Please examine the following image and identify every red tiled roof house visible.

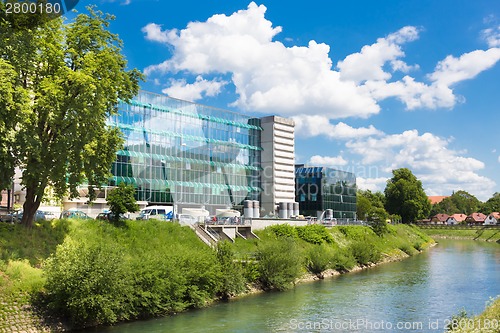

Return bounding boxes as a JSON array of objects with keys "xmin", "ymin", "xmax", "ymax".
[
  {"xmin": 431, "ymin": 214, "xmax": 449, "ymax": 224},
  {"xmin": 446, "ymin": 213, "xmax": 467, "ymax": 225},
  {"xmin": 465, "ymin": 213, "xmax": 487, "ymax": 225},
  {"xmin": 484, "ymin": 212, "xmax": 500, "ymax": 225}
]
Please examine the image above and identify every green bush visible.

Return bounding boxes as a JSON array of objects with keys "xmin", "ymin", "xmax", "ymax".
[
  {"xmin": 43, "ymin": 220, "xmax": 224, "ymax": 328},
  {"xmin": 256, "ymin": 238, "xmax": 303, "ymax": 290},
  {"xmin": 296, "ymin": 225, "xmax": 334, "ymax": 244},
  {"xmin": 330, "ymin": 249, "xmax": 356, "ymax": 272},
  {"xmin": 399, "ymin": 243, "xmax": 415, "ymax": 256},
  {"xmin": 349, "ymin": 240, "xmax": 381, "ymax": 266},
  {"xmin": 337, "ymin": 226, "xmax": 377, "ymax": 241},
  {"xmin": 267, "ymin": 223, "xmax": 298, "ymax": 239},
  {"xmin": 44, "ymin": 238, "xmax": 132, "ymax": 327},
  {"xmin": 242, "ymin": 260, "xmax": 260, "ymax": 284},
  {"xmin": 216, "ymin": 242, "xmax": 246, "ymax": 299},
  {"xmin": 305, "ymin": 244, "xmax": 331, "ymax": 277}
]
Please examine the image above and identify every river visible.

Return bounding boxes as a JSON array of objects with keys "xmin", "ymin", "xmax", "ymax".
[{"xmin": 95, "ymin": 239, "xmax": 500, "ymax": 332}]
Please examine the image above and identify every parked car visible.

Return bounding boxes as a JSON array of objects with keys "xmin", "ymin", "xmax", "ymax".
[
  {"xmin": 0, "ymin": 211, "xmax": 20, "ymax": 223},
  {"xmin": 96, "ymin": 212, "xmax": 128, "ymax": 221},
  {"xmin": 40, "ymin": 211, "xmax": 57, "ymax": 220},
  {"xmin": 136, "ymin": 206, "xmax": 173, "ymax": 221},
  {"xmin": 60, "ymin": 209, "xmax": 91, "ymax": 219},
  {"xmin": 15, "ymin": 210, "xmax": 47, "ymax": 222}
]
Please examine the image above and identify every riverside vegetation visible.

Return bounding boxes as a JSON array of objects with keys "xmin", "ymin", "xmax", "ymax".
[
  {"xmin": 421, "ymin": 227, "xmax": 500, "ymax": 242},
  {"xmin": 0, "ymin": 219, "xmax": 433, "ymax": 330}
]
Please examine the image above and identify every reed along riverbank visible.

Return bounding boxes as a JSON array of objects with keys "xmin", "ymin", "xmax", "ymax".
[{"xmin": 0, "ymin": 220, "xmax": 433, "ymax": 331}]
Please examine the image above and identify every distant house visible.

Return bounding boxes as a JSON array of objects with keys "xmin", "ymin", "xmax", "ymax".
[
  {"xmin": 465, "ymin": 213, "xmax": 487, "ymax": 225},
  {"xmin": 428, "ymin": 196, "xmax": 450, "ymax": 205},
  {"xmin": 431, "ymin": 214, "xmax": 449, "ymax": 224},
  {"xmin": 484, "ymin": 212, "xmax": 500, "ymax": 225},
  {"xmin": 446, "ymin": 214, "xmax": 467, "ymax": 225}
]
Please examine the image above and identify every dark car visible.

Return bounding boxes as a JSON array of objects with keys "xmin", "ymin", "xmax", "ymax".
[
  {"xmin": 96, "ymin": 212, "xmax": 128, "ymax": 221},
  {"xmin": 11, "ymin": 210, "xmax": 47, "ymax": 222}
]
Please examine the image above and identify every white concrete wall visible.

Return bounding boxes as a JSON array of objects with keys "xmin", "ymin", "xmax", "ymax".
[{"xmin": 251, "ymin": 218, "xmax": 308, "ymax": 230}]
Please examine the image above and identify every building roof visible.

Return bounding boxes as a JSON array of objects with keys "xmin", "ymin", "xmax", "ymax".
[
  {"xmin": 466, "ymin": 212, "xmax": 487, "ymax": 222},
  {"xmin": 450, "ymin": 213, "xmax": 467, "ymax": 222},
  {"xmin": 432, "ymin": 214, "xmax": 449, "ymax": 222},
  {"xmin": 428, "ymin": 196, "xmax": 450, "ymax": 205},
  {"xmin": 488, "ymin": 212, "xmax": 500, "ymax": 219}
]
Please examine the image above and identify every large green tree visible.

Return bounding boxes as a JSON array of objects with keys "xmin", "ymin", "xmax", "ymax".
[
  {"xmin": 481, "ymin": 192, "xmax": 500, "ymax": 214},
  {"xmin": 0, "ymin": 6, "xmax": 141, "ymax": 227},
  {"xmin": 430, "ymin": 190, "xmax": 482, "ymax": 215},
  {"xmin": 356, "ymin": 189, "xmax": 386, "ymax": 221},
  {"xmin": 384, "ymin": 168, "xmax": 430, "ymax": 223},
  {"xmin": 449, "ymin": 190, "xmax": 481, "ymax": 215}
]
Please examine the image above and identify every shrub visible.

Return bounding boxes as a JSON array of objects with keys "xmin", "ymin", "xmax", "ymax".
[
  {"xmin": 330, "ymin": 249, "xmax": 356, "ymax": 272},
  {"xmin": 398, "ymin": 243, "xmax": 415, "ymax": 256},
  {"xmin": 42, "ymin": 220, "xmax": 224, "ymax": 328},
  {"xmin": 305, "ymin": 244, "xmax": 331, "ymax": 277},
  {"xmin": 256, "ymin": 238, "xmax": 303, "ymax": 290},
  {"xmin": 267, "ymin": 224, "xmax": 298, "ymax": 239},
  {"xmin": 216, "ymin": 242, "xmax": 246, "ymax": 299},
  {"xmin": 349, "ymin": 240, "xmax": 381, "ymax": 266},
  {"xmin": 44, "ymin": 239, "xmax": 132, "ymax": 327},
  {"xmin": 296, "ymin": 225, "xmax": 334, "ymax": 244}
]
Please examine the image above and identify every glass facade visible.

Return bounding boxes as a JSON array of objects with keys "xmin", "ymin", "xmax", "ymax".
[
  {"xmin": 295, "ymin": 166, "xmax": 357, "ymax": 219},
  {"xmin": 108, "ymin": 91, "xmax": 262, "ymax": 213}
]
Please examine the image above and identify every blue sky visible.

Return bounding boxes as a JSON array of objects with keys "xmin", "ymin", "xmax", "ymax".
[{"xmin": 84, "ymin": 0, "xmax": 499, "ymax": 201}]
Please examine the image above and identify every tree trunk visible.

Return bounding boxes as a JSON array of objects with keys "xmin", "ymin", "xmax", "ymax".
[{"xmin": 21, "ymin": 185, "xmax": 43, "ymax": 228}]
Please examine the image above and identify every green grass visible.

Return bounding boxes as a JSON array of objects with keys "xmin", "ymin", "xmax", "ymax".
[
  {"xmin": 421, "ymin": 228, "xmax": 500, "ymax": 242},
  {"xmin": 0, "ymin": 219, "xmax": 71, "ymax": 266},
  {"xmin": 447, "ymin": 297, "xmax": 500, "ymax": 333},
  {"xmin": 0, "ymin": 220, "xmax": 435, "ymax": 329},
  {"xmin": 232, "ymin": 224, "xmax": 434, "ymax": 270}
]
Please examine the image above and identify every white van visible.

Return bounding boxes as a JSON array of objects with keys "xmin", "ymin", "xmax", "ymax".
[{"xmin": 136, "ymin": 206, "xmax": 173, "ymax": 221}]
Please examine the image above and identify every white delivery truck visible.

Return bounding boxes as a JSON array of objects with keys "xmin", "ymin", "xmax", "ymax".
[{"xmin": 136, "ymin": 206, "xmax": 173, "ymax": 221}]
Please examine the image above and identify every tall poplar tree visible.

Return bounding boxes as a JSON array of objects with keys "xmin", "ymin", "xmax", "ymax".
[{"xmin": 0, "ymin": 5, "xmax": 142, "ymax": 227}]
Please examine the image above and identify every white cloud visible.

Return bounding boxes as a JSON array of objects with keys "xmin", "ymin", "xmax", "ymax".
[
  {"xmin": 498, "ymin": 155, "xmax": 500, "ymax": 163},
  {"xmin": 357, "ymin": 177, "xmax": 388, "ymax": 192},
  {"xmin": 142, "ymin": 3, "xmax": 500, "ymax": 119},
  {"xmin": 482, "ymin": 26, "xmax": 500, "ymax": 48},
  {"xmin": 346, "ymin": 130, "xmax": 496, "ymax": 200},
  {"xmin": 337, "ymin": 26, "xmax": 420, "ymax": 83},
  {"xmin": 292, "ymin": 115, "xmax": 384, "ymax": 139},
  {"xmin": 308, "ymin": 155, "xmax": 348, "ymax": 167},
  {"xmin": 428, "ymin": 49, "xmax": 500, "ymax": 86},
  {"xmin": 142, "ymin": 23, "xmax": 172, "ymax": 43},
  {"xmin": 162, "ymin": 75, "xmax": 227, "ymax": 101},
  {"xmin": 102, "ymin": 0, "xmax": 131, "ymax": 5}
]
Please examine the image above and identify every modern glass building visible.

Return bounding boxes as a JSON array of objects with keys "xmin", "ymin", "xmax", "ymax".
[
  {"xmin": 108, "ymin": 91, "xmax": 262, "ymax": 214},
  {"xmin": 295, "ymin": 166, "xmax": 357, "ymax": 219}
]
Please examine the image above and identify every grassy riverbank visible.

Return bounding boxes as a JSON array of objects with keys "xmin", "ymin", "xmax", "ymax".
[
  {"xmin": 0, "ymin": 220, "xmax": 433, "ymax": 331},
  {"xmin": 447, "ymin": 297, "xmax": 500, "ymax": 333},
  {"xmin": 420, "ymin": 227, "xmax": 500, "ymax": 242}
]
